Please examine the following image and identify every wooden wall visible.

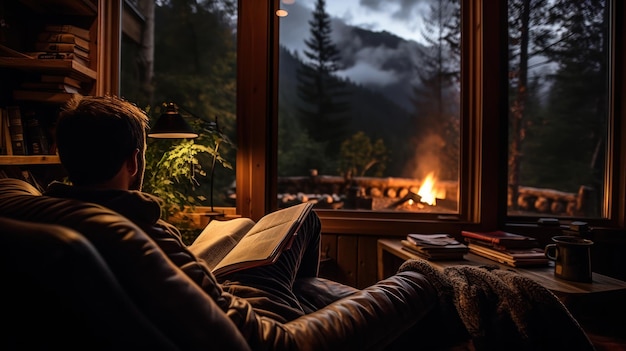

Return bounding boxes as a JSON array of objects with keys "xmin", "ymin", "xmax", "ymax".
[{"xmin": 319, "ymin": 233, "xmax": 404, "ymax": 289}]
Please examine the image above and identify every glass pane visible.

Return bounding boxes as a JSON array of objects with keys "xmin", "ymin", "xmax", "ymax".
[
  {"xmin": 120, "ymin": 1, "xmax": 238, "ymax": 236},
  {"xmin": 277, "ymin": 0, "xmax": 461, "ymax": 214},
  {"xmin": 507, "ymin": 0, "xmax": 609, "ymax": 218}
]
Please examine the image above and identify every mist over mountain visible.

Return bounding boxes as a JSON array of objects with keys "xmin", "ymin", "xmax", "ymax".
[
  {"xmin": 277, "ymin": 2, "xmax": 441, "ymax": 176},
  {"xmin": 279, "ymin": 1, "xmax": 425, "ymax": 112}
]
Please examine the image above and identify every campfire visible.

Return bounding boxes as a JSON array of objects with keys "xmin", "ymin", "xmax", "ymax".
[
  {"xmin": 277, "ymin": 171, "xmax": 458, "ymax": 213},
  {"xmin": 384, "ymin": 172, "xmax": 455, "ymax": 212}
]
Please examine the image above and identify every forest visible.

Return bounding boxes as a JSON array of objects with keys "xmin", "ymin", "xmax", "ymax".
[{"xmin": 120, "ymin": 0, "xmax": 608, "ymax": 218}]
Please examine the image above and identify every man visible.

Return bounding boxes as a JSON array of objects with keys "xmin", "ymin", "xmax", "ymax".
[
  {"xmin": 46, "ymin": 94, "xmax": 322, "ymax": 323},
  {"xmin": 44, "ymin": 95, "xmax": 439, "ymax": 349}
]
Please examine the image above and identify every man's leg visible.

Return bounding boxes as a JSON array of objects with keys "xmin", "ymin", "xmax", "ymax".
[{"xmin": 218, "ymin": 211, "xmax": 321, "ymax": 320}]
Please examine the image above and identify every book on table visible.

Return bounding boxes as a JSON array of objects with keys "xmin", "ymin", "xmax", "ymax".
[
  {"xmin": 461, "ymin": 230, "xmax": 540, "ymax": 249},
  {"xmin": 461, "ymin": 230, "xmax": 548, "ymax": 267},
  {"xmin": 466, "ymin": 242, "xmax": 549, "ymax": 267},
  {"xmin": 407, "ymin": 233, "xmax": 463, "ymax": 246},
  {"xmin": 401, "ymin": 233, "xmax": 468, "ymax": 261},
  {"xmin": 187, "ymin": 202, "xmax": 314, "ymax": 278}
]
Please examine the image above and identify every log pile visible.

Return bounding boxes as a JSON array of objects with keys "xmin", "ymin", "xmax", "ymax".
[
  {"xmin": 277, "ymin": 174, "xmax": 595, "ymax": 216},
  {"xmin": 509, "ymin": 185, "xmax": 596, "ymax": 216},
  {"xmin": 277, "ymin": 175, "xmax": 458, "ymax": 211}
]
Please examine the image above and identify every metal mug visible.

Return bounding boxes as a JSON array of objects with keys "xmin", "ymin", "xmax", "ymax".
[{"xmin": 545, "ymin": 235, "xmax": 593, "ymax": 283}]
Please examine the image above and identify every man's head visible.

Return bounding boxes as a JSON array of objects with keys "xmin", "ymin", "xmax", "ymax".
[{"xmin": 56, "ymin": 95, "xmax": 149, "ymax": 190}]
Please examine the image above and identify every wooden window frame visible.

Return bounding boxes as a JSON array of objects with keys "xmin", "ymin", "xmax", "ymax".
[{"xmin": 236, "ymin": 0, "xmax": 625, "ymax": 235}]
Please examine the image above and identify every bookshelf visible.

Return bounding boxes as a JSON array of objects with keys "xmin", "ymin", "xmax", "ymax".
[{"xmin": 0, "ymin": 0, "xmax": 120, "ymax": 186}]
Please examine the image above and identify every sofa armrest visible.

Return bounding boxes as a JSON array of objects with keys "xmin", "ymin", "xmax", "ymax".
[
  {"xmin": 283, "ymin": 271, "xmax": 437, "ymax": 351},
  {"xmin": 293, "ymin": 277, "xmax": 359, "ymax": 314}
]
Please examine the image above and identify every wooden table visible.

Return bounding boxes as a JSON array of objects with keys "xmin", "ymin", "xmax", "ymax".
[
  {"xmin": 377, "ymin": 238, "xmax": 626, "ymax": 344},
  {"xmin": 378, "ymin": 238, "xmax": 626, "ymax": 294}
]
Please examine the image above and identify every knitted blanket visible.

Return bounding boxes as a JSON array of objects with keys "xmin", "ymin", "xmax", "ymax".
[{"xmin": 399, "ymin": 259, "xmax": 595, "ymax": 351}]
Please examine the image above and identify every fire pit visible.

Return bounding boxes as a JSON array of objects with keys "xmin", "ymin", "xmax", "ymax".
[{"xmin": 277, "ymin": 172, "xmax": 458, "ymax": 213}]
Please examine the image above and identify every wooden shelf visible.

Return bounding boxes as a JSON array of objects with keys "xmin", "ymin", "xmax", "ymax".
[
  {"xmin": 19, "ymin": 0, "xmax": 97, "ymax": 16},
  {"xmin": 0, "ymin": 57, "xmax": 96, "ymax": 81},
  {"xmin": 0, "ymin": 155, "xmax": 61, "ymax": 165},
  {"xmin": 12, "ymin": 90, "xmax": 80, "ymax": 104}
]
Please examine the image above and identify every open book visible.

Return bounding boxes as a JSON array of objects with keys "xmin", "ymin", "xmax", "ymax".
[{"xmin": 188, "ymin": 202, "xmax": 314, "ymax": 278}]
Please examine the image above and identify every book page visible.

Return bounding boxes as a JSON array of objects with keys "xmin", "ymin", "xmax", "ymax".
[
  {"xmin": 211, "ymin": 202, "xmax": 313, "ymax": 277},
  {"xmin": 188, "ymin": 217, "xmax": 256, "ymax": 271}
]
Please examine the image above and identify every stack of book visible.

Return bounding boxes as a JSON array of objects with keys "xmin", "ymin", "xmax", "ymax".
[
  {"xmin": 31, "ymin": 24, "xmax": 91, "ymax": 67},
  {"xmin": 18, "ymin": 75, "xmax": 82, "ymax": 95},
  {"xmin": 401, "ymin": 233, "xmax": 469, "ymax": 261},
  {"xmin": 461, "ymin": 230, "xmax": 549, "ymax": 267},
  {"xmin": 13, "ymin": 25, "xmax": 90, "ymax": 100}
]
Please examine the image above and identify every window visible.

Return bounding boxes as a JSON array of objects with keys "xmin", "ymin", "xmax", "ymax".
[
  {"xmin": 507, "ymin": 0, "xmax": 612, "ymax": 221},
  {"xmin": 237, "ymin": 0, "xmax": 624, "ymax": 233},
  {"xmin": 276, "ymin": 0, "xmax": 462, "ymax": 217},
  {"xmin": 120, "ymin": 1, "xmax": 623, "ymax": 232},
  {"xmin": 120, "ymin": 0, "xmax": 238, "ymax": 238}
]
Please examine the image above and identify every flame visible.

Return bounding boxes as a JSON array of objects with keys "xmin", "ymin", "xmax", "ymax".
[{"xmin": 417, "ymin": 172, "xmax": 441, "ymax": 206}]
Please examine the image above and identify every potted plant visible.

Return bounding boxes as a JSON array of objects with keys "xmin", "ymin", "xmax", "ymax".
[{"xmin": 143, "ymin": 105, "xmax": 234, "ymax": 244}]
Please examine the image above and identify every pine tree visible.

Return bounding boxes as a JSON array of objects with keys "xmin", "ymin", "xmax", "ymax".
[
  {"xmin": 508, "ymin": 0, "xmax": 608, "ymax": 215},
  {"xmin": 507, "ymin": 0, "xmax": 569, "ymax": 208},
  {"xmin": 521, "ymin": 0, "xmax": 608, "ymax": 202},
  {"xmin": 297, "ymin": 0, "xmax": 351, "ymax": 154}
]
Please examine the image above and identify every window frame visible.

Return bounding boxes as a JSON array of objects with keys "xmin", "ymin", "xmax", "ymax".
[{"xmin": 236, "ymin": 0, "xmax": 625, "ymax": 235}]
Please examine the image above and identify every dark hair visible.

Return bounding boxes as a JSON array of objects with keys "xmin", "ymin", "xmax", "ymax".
[{"xmin": 56, "ymin": 95, "xmax": 149, "ymax": 186}]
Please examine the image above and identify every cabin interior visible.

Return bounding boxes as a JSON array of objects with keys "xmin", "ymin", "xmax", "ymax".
[{"xmin": 0, "ymin": 0, "xmax": 625, "ymax": 349}]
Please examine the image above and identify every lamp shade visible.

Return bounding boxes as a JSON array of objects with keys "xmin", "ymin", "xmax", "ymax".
[{"xmin": 148, "ymin": 103, "xmax": 199, "ymax": 139}]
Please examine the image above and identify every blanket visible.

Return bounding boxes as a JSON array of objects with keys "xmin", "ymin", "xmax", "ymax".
[{"xmin": 399, "ymin": 259, "xmax": 595, "ymax": 351}]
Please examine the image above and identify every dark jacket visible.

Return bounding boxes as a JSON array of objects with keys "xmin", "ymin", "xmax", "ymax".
[
  {"xmin": 45, "ymin": 182, "xmax": 296, "ymax": 318},
  {"xmin": 43, "ymin": 182, "xmax": 438, "ymax": 350}
]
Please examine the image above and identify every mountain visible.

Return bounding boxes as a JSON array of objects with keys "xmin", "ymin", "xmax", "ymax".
[
  {"xmin": 278, "ymin": 46, "xmax": 415, "ymax": 176},
  {"xmin": 279, "ymin": 1, "xmax": 426, "ymax": 112},
  {"xmin": 278, "ymin": 3, "xmax": 434, "ymax": 176},
  {"xmin": 332, "ymin": 26, "xmax": 424, "ymax": 112}
]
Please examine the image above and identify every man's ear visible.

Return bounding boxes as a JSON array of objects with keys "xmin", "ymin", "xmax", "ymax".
[{"xmin": 127, "ymin": 149, "xmax": 140, "ymax": 177}]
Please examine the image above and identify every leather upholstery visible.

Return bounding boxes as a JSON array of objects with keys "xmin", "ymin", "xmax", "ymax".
[
  {"xmin": 0, "ymin": 217, "xmax": 178, "ymax": 351},
  {"xmin": 0, "ymin": 178, "xmax": 438, "ymax": 350},
  {"xmin": 0, "ymin": 179, "xmax": 250, "ymax": 351}
]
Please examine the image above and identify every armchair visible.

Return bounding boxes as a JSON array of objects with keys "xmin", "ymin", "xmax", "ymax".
[{"xmin": 0, "ymin": 178, "xmax": 451, "ymax": 350}]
